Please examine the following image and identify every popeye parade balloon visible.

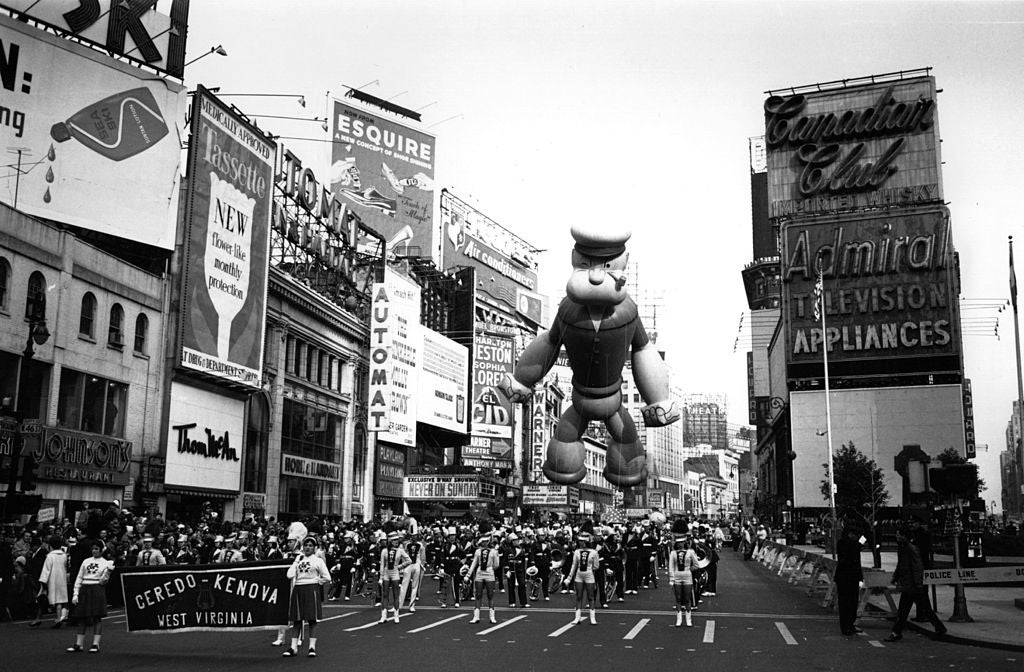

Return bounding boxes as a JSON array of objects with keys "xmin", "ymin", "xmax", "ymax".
[{"xmin": 499, "ymin": 225, "xmax": 679, "ymax": 487}]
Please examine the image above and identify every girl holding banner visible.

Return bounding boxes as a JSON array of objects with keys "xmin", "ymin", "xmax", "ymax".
[
  {"xmin": 283, "ymin": 536, "xmax": 331, "ymax": 658},
  {"xmin": 67, "ymin": 540, "xmax": 113, "ymax": 652}
]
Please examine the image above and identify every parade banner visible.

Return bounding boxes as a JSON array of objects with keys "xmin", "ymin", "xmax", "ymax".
[{"xmin": 120, "ymin": 561, "xmax": 290, "ymax": 633}]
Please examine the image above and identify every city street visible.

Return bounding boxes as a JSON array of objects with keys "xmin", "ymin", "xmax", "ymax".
[{"xmin": 2, "ymin": 551, "xmax": 1019, "ymax": 672}]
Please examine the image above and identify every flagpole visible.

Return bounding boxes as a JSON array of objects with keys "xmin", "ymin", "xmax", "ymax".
[
  {"xmin": 1011, "ymin": 236, "xmax": 1024, "ymax": 518},
  {"xmin": 816, "ymin": 264, "xmax": 837, "ymax": 559}
]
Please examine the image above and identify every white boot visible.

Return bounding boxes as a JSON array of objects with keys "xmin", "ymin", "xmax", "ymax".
[
  {"xmin": 489, "ymin": 608, "xmax": 496, "ymax": 624},
  {"xmin": 675, "ymin": 611, "xmax": 682, "ymax": 627},
  {"xmin": 685, "ymin": 611, "xmax": 693, "ymax": 627},
  {"xmin": 393, "ymin": 608, "xmax": 400, "ymax": 624},
  {"xmin": 589, "ymin": 608, "xmax": 597, "ymax": 625},
  {"xmin": 470, "ymin": 608, "xmax": 480, "ymax": 624},
  {"xmin": 379, "ymin": 609, "xmax": 387, "ymax": 624},
  {"xmin": 574, "ymin": 609, "xmax": 582, "ymax": 624},
  {"xmin": 410, "ymin": 599, "xmax": 416, "ymax": 613}
]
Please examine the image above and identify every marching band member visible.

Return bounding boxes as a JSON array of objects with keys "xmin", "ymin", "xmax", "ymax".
[
  {"xmin": 379, "ymin": 531, "xmax": 412, "ymax": 624},
  {"xmin": 564, "ymin": 529, "xmax": 600, "ymax": 625},
  {"xmin": 136, "ymin": 534, "xmax": 166, "ymax": 566},
  {"xmin": 283, "ymin": 536, "xmax": 331, "ymax": 658},
  {"xmin": 669, "ymin": 532, "xmax": 699, "ymax": 627},
  {"xmin": 466, "ymin": 533, "xmax": 500, "ymax": 624},
  {"xmin": 67, "ymin": 540, "xmax": 113, "ymax": 653},
  {"xmin": 399, "ymin": 532, "xmax": 425, "ymax": 612}
]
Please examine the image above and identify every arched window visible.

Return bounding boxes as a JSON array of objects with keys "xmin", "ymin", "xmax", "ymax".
[
  {"xmin": 0, "ymin": 256, "xmax": 10, "ymax": 311},
  {"xmin": 79, "ymin": 292, "xmax": 97, "ymax": 338},
  {"xmin": 26, "ymin": 271, "xmax": 46, "ymax": 320},
  {"xmin": 133, "ymin": 313, "xmax": 148, "ymax": 353},
  {"xmin": 108, "ymin": 303, "xmax": 124, "ymax": 347}
]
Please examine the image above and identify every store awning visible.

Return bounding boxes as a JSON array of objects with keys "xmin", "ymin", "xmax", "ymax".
[{"xmin": 164, "ymin": 485, "xmax": 238, "ymax": 500}]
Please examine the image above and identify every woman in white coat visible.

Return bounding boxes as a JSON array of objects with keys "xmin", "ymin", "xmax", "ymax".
[{"xmin": 39, "ymin": 535, "xmax": 69, "ymax": 627}]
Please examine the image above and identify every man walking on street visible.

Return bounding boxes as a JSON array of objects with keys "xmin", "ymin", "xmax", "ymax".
[
  {"xmin": 884, "ymin": 525, "xmax": 947, "ymax": 642},
  {"xmin": 835, "ymin": 521, "xmax": 864, "ymax": 636}
]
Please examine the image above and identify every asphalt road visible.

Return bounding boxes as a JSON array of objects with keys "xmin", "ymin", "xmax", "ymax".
[{"xmin": 2, "ymin": 550, "xmax": 1020, "ymax": 672}]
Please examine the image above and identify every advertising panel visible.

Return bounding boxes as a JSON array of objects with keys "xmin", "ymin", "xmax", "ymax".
[
  {"xmin": 0, "ymin": 13, "xmax": 186, "ymax": 248},
  {"xmin": 179, "ymin": 88, "xmax": 275, "ymax": 388},
  {"xmin": 441, "ymin": 191, "xmax": 540, "ymax": 320},
  {"xmin": 522, "ymin": 484, "xmax": 570, "ymax": 506},
  {"xmin": 164, "ymin": 382, "xmax": 244, "ymax": 493},
  {"xmin": 375, "ymin": 444, "xmax": 405, "ymax": 498},
  {"xmin": 33, "ymin": 428, "xmax": 132, "ymax": 487},
  {"xmin": 418, "ymin": 328, "xmax": 469, "ymax": 433},
  {"xmin": 528, "ymin": 391, "xmax": 548, "ymax": 483},
  {"xmin": 472, "ymin": 332, "xmax": 514, "ymax": 439},
  {"xmin": 789, "ymin": 386, "xmax": 965, "ymax": 508},
  {"xmin": 281, "ymin": 455, "xmax": 341, "ymax": 482},
  {"xmin": 120, "ymin": 561, "xmax": 290, "ymax": 633},
  {"xmin": 403, "ymin": 474, "xmax": 482, "ymax": 501},
  {"xmin": 329, "ymin": 99, "xmax": 435, "ymax": 258},
  {"xmin": 765, "ymin": 75, "xmax": 942, "ymax": 219},
  {"xmin": 2, "ymin": 0, "xmax": 190, "ymax": 78},
  {"xmin": 368, "ymin": 270, "xmax": 421, "ymax": 445},
  {"xmin": 782, "ymin": 208, "xmax": 958, "ymax": 380}
]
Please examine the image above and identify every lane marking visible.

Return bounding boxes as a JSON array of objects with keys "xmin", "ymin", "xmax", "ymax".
[
  {"xmin": 775, "ymin": 621, "xmax": 798, "ymax": 645},
  {"xmin": 345, "ymin": 614, "xmax": 407, "ymax": 631},
  {"xmin": 549, "ymin": 620, "xmax": 579, "ymax": 637},
  {"xmin": 406, "ymin": 613, "xmax": 467, "ymax": 633},
  {"xmin": 623, "ymin": 618, "xmax": 650, "ymax": 640},
  {"xmin": 320, "ymin": 611, "xmax": 358, "ymax": 622},
  {"xmin": 476, "ymin": 614, "xmax": 527, "ymax": 634},
  {"xmin": 703, "ymin": 620, "xmax": 715, "ymax": 643}
]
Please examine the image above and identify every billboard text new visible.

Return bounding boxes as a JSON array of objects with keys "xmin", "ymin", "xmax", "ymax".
[{"xmin": 180, "ymin": 88, "xmax": 275, "ymax": 388}]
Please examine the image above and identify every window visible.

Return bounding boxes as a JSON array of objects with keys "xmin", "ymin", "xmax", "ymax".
[
  {"xmin": 133, "ymin": 313, "xmax": 148, "ymax": 354},
  {"xmin": 26, "ymin": 271, "xmax": 45, "ymax": 320},
  {"xmin": 352, "ymin": 424, "xmax": 366, "ymax": 502},
  {"xmin": 56, "ymin": 368, "xmax": 127, "ymax": 437},
  {"xmin": 0, "ymin": 256, "xmax": 10, "ymax": 311},
  {"xmin": 108, "ymin": 303, "xmax": 124, "ymax": 347},
  {"xmin": 79, "ymin": 292, "xmax": 97, "ymax": 338},
  {"xmin": 244, "ymin": 394, "xmax": 269, "ymax": 493},
  {"xmin": 281, "ymin": 398, "xmax": 338, "ymax": 462}
]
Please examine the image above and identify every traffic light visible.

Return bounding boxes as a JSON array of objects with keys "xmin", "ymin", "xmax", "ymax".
[{"xmin": 19, "ymin": 456, "xmax": 38, "ymax": 492}]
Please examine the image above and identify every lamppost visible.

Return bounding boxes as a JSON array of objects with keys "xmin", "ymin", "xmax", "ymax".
[{"xmin": 23, "ymin": 303, "xmax": 50, "ymax": 359}]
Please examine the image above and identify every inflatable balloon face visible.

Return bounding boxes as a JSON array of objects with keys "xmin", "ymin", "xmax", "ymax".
[{"xmin": 499, "ymin": 224, "xmax": 679, "ymax": 488}]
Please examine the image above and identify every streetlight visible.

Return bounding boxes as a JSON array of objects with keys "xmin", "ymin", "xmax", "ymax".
[
  {"xmin": 23, "ymin": 302, "xmax": 49, "ymax": 360},
  {"xmin": 184, "ymin": 44, "xmax": 228, "ymax": 67}
]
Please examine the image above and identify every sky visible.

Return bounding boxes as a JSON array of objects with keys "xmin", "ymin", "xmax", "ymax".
[{"xmin": 184, "ymin": 0, "xmax": 1024, "ymax": 512}]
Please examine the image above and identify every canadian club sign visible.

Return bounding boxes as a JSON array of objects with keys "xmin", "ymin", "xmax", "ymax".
[{"xmin": 765, "ymin": 75, "xmax": 942, "ymax": 218}]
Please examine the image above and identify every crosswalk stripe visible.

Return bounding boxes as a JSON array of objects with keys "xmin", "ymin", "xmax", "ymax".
[
  {"xmin": 703, "ymin": 620, "xmax": 715, "ymax": 643},
  {"xmin": 406, "ymin": 613, "xmax": 467, "ymax": 633},
  {"xmin": 476, "ymin": 614, "xmax": 527, "ymax": 634},
  {"xmin": 775, "ymin": 621, "xmax": 798, "ymax": 645},
  {"xmin": 623, "ymin": 618, "xmax": 649, "ymax": 640},
  {"xmin": 320, "ymin": 611, "xmax": 358, "ymax": 622},
  {"xmin": 548, "ymin": 620, "xmax": 578, "ymax": 637}
]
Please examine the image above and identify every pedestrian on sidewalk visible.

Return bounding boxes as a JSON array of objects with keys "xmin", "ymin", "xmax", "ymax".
[
  {"xmin": 835, "ymin": 522, "xmax": 864, "ymax": 636},
  {"xmin": 884, "ymin": 525, "xmax": 947, "ymax": 642}
]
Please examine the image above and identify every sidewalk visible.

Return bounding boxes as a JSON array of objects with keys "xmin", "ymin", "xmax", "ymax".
[{"xmin": 792, "ymin": 545, "xmax": 1024, "ymax": 651}]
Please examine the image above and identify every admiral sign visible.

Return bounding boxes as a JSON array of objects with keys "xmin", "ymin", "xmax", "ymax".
[
  {"xmin": 765, "ymin": 75, "xmax": 942, "ymax": 219},
  {"xmin": 782, "ymin": 208, "xmax": 958, "ymax": 379}
]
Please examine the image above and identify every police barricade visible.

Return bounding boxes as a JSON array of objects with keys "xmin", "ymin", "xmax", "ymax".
[
  {"xmin": 756, "ymin": 541, "xmax": 837, "ymax": 608},
  {"xmin": 119, "ymin": 560, "xmax": 291, "ymax": 633}
]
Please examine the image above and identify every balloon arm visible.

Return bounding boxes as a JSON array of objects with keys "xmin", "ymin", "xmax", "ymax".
[
  {"xmin": 513, "ymin": 330, "xmax": 561, "ymax": 388},
  {"xmin": 632, "ymin": 345, "xmax": 679, "ymax": 426}
]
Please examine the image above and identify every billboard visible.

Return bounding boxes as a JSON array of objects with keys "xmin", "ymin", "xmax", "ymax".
[
  {"xmin": 789, "ymin": 386, "xmax": 965, "ymax": 508},
  {"xmin": 329, "ymin": 99, "xmax": 435, "ymax": 259},
  {"xmin": 1, "ymin": 0, "xmax": 191, "ymax": 78},
  {"xmin": 418, "ymin": 328, "xmax": 469, "ymax": 434},
  {"xmin": 179, "ymin": 88, "xmax": 275, "ymax": 388},
  {"xmin": 765, "ymin": 75, "xmax": 942, "ymax": 219},
  {"xmin": 0, "ymin": 13, "xmax": 186, "ymax": 248},
  {"xmin": 441, "ymin": 191, "xmax": 541, "ymax": 325},
  {"xmin": 782, "ymin": 207, "xmax": 959, "ymax": 381},
  {"xmin": 368, "ymin": 270, "xmax": 421, "ymax": 445},
  {"xmin": 164, "ymin": 382, "xmax": 244, "ymax": 493},
  {"xmin": 471, "ymin": 332, "xmax": 514, "ymax": 439}
]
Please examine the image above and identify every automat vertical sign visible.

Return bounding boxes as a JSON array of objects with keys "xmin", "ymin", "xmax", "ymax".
[{"xmin": 367, "ymin": 270, "xmax": 421, "ymax": 445}]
